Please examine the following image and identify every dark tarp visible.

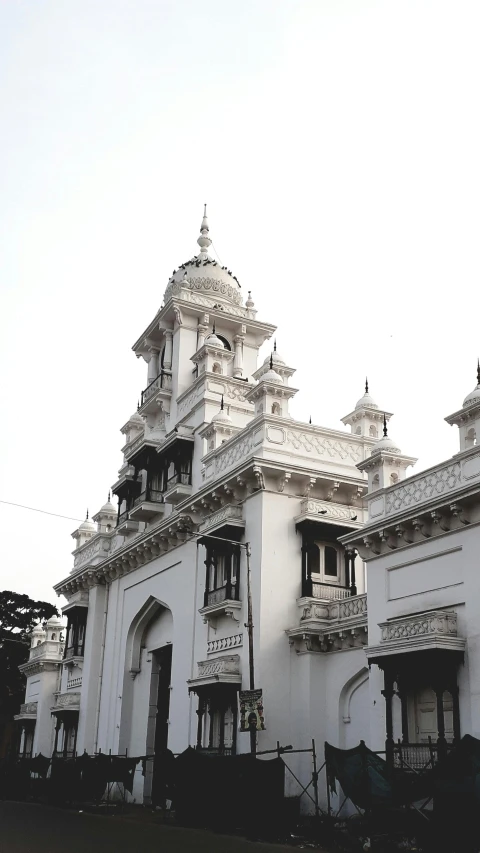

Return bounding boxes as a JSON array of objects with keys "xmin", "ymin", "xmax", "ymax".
[
  {"xmin": 431, "ymin": 735, "xmax": 480, "ymax": 851},
  {"xmin": 325, "ymin": 741, "xmax": 432, "ymax": 810},
  {"xmin": 173, "ymin": 748, "xmax": 285, "ymax": 834}
]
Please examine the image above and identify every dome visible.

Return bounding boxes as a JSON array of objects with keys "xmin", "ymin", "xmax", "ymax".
[
  {"xmin": 355, "ymin": 380, "xmax": 378, "ymax": 410},
  {"xmin": 212, "ymin": 409, "xmax": 232, "ymax": 425},
  {"xmin": 371, "ymin": 435, "xmax": 401, "ymax": 456},
  {"xmin": 263, "ymin": 350, "xmax": 285, "ymax": 368},
  {"xmin": 46, "ymin": 615, "xmax": 63, "ymax": 628},
  {"xmin": 163, "ymin": 207, "xmax": 243, "ymax": 309},
  {"xmin": 31, "ymin": 622, "xmax": 46, "ymax": 635},
  {"xmin": 205, "ymin": 332, "xmax": 224, "ymax": 349},
  {"xmin": 462, "ymin": 363, "xmax": 480, "ymax": 408},
  {"xmin": 79, "ymin": 515, "xmax": 96, "ymax": 533},
  {"xmin": 98, "ymin": 493, "xmax": 116, "ymax": 515},
  {"xmin": 130, "ymin": 411, "xmax": 144, "ymax": 425},
  {"xmin": 261, "ymin": 367, "xmax": 283, "ymax": 385}
]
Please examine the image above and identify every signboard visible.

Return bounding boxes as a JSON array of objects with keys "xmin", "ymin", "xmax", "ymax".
[{"xmin": 239, "ymin": 689, "xmax": 265, "ymax": 732}]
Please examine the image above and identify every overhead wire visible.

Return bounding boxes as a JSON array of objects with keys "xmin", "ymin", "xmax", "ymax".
[{"xmin": 0, "ymin": 500, "xmax": 84, "ymax": 523}]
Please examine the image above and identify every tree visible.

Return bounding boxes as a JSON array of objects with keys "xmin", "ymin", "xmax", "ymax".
[{"xmin": 0, "ymin": 591, "xmax": 58, "ymax": 757}]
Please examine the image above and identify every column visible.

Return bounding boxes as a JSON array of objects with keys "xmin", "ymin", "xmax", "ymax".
[
  {"xmin": 163, "ymin": 330, "xmax": 173, "ymax": 371},
  {"xmin": 344, "ymin": 551, "xmax": 350, "ymax": 590},
  {"xmin": 197, "ymin": 324, "xmax": 208, "ymax": 351},
  {"xmin": 233, "ymin": 335, "xmax": 244, "ymax": 378},
  {"xmin": 147, "ymin": 349, "xmax": 159, "ymax": 384},
  {"xmin": 381, "ymin": 670, "xmax": 395, "ymax": 764},
  {"xmin": 435, "ymin": 685, "xmax": 447, "ymax": 758},
  {"xmin": 196, "ymin": 697, "xmax": 205, "ymax": 748},
  {"xmin": 348, "ymin": 550, "xmax": 357, "ymax": 596},
  {"xmin": 397, "ymin": 675, "xmax": 409, "ymax": 743},
  {"xmin": 451, "ymin": 684, "xmax": 461, "ymax": 746}
]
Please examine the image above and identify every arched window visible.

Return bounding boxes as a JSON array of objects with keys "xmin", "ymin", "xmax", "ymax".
[
  {"xmin": 466, "ymin": 427, "xmax": 477, "ymax": 449},
  {"xmin": 51, "ymin": 633, "xmax": 56, "ymax": 641},
  {"xmin": 355, "ymin": 426, "xmax": 362, "ymax": 435},
  {"xmin": 390, "ymin": 472, "xmax": 399, "ymax": 485},
  {"xmin": 217, "ymin": 335, "xmax": 231, "ymax": 351},
  {"xmin": 271, "ymin": 402, "xmax": 281, "ymax": 415},
  {"xmin": 369, "ymin": 425, "xmax": 378, "ymax": 438},
  {"xmin": 372, "ymin": 473, "xmax": 380, "ymax": 489},
  {"xmin": 212, "ymin": 362, "xmax": 222, "ymax": 374}
]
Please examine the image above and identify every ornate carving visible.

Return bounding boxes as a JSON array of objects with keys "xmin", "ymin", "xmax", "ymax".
[
  {"xmin": 284, "ymin": 429, "xmax": 362, "ymax": 463},
  {"xmin": 385, "ymin": 462, "xmax": 462, "ymax": 516},
  {"xmin": 207, "ymin": 633, "xmax": 243, "ymax": 654},
  {"xmin": 380, "ymin": 611, "xmax": 457, "ymax": 642},
  {"xmin": 164, "ymin": 278, "xmax": 244, "ymax": 307},
  {"xmin": 197, "ymin": 655, "xmax": 240, "ymax": 679}
]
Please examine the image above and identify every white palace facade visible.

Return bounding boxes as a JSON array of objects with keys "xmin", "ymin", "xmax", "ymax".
[{"xmin": 16, "ymin": 209, "xmax": 480, "ymax": 808}]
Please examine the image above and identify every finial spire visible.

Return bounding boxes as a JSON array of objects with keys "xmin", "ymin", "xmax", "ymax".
[
  {"xmin": 108, "ymin": 491, "xmax": 111, "ymax": 503},
  {"xmin": 212, "ymin": 321, "xmax": 216, "ymax": 335},
  {"xmin": 365, "ymin": 377, "xmax": 369, "ymax": 393},
  {"xmin": 86, "ymin": 509, "xmax": 89, "ymax": 520},
  {"xmin": 269, "ymin": 353, "xmax": 273, "ymax": 370},
  {"xmin": 274, "ymin": 340, "xmax": 277, "ymax": 352},
  {"xmin": 477, "ymin": 358, "xmax": 480, "ymax": 386},
  {"xmin": 383, "ymin": 414, "xmax": 388, "ymax": 437},
  {"xmin": 309, "ymin": 415, "xmax": 312, "ymax": 424},
  {"xmin": 220, "ymin": 394, "xmax": 224, "ymax": 411},
  {"xmin": 197, "ymin": 204, "xmax": 212, "ymax": 255}
]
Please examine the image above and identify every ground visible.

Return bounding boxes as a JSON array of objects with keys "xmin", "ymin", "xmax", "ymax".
[{"xmin": 0, "ymin": 802, "xmax": 330, "ymax": 853}]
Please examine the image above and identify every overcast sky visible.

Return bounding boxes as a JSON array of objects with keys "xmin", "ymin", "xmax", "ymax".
[{"xmin": 1, "ymin": 0, "xmax": 479, "ymax": 606}]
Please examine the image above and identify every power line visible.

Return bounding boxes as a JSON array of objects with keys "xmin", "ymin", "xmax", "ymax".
[{"xmin": 0, "ymin": 500, "xmax": 83, "ymax": 523}]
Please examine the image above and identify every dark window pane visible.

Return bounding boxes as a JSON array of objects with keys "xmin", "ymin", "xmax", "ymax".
[{"xmin": 324, "ymin": 546, "xmax": 338, "ymax": 577}]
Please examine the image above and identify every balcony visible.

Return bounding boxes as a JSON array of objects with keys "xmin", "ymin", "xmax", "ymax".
[
  {"xmin": 116, "ymin": 510, "xmax": 140, "ymax": 535},
  {"xmin": 15, "ymin": 702, "xmax": 38, "ymax": 721},
  {"xmin": 287, "ymin": 593, "xmax": 368, "ymax": 652},
  {"xmin": 199, "ymin": 584, "xmax": 242, "ymax": 626},
  {"xmin": 302, "ymin": 579, "xmax": 351, "ymax": 601},
  {"xmin": 367, "ymin": 610, "xmax": 466, "ymax": 661},
  {"xmin": 140, "ymin": 371, "xmax": 172, "ymax": 413},
  {"xmin": 129, "ymin": 488, "xmax": 165, "ymax": 522},
  {"xmin": 163, "ymin": 472, "xmax": 192, "ymax": 505}
]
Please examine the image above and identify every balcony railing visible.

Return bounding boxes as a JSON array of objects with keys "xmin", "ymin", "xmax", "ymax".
[
  {"xmin": 204, "ymin": 582, "xmax": 239, "ymax": 609},
  {"xmin": 302, "ymin": 579, "xmax": 351, "ymax": 600},
  {"xmin": 197, "ymin": 746, "xmax": 234, "ymax": 757},
  {"xmin": 392, "ymin": 741, "xmax": 453, "ymax": 771},
  {"xmin": 141, "ymin": 372, "xmax": 172, "ymax": 406},
  {"xmin": 133, "ymin": 488, "xmax": 164, "ymax": 507},
  {"xmin": 167, "ymin": 471, "xmax": 192, "ymax": 487}
]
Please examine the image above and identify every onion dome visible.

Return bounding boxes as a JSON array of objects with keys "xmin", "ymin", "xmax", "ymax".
[
  {"xmin": 205, "ymin": 324, "xmax": 225, "ymax": 349},
  {"xmin": 463, "ymin": 361, "xmax": 480, "ymax": 408},
  {"xmin": 79, "ymin": 510, "xmax": 96, "ymax": 533},
  {"xmin": 46, "ymin": 615, "xmax": 63, "ymax": 628},
  {"xmin": 31, "ymin": 622, "xmax": 46, "ymax": 636},
  {"xmin": 371, "ymin": 414, "xmax": 400, "ymax": 456},
  {"xmin": 212, "ymin": 395, "xmax": 232, "ymax": 425},
  {"xmin": 163, "ymin": 207, "xmax": 243, "ymax": 308},
  {"xmin": 263, "ymin": 340, "xmax": 285, "ymax": 367},
  {"xmin": 355, "ymin": 378, "xmax": 378, "ymax": 410},
  {"xmin": 261, "ymin": 353, "xmax": 283, "ymax": 385},
  {"xmin": 98, "ymin": 493, "xmax": 116, "ymax": 515}
]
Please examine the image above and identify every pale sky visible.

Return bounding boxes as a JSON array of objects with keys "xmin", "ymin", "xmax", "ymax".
[{"xmin": 1, "ymin": 0, "xmax": 479, "ymax": 605}]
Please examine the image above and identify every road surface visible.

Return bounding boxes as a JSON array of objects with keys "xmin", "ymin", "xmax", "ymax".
[{"xmin": 0, "ymin": 801, "xmax": 314, "ymax": 853}]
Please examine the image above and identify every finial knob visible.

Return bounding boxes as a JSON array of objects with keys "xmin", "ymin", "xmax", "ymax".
[
  {"xmin": 383, "ymin": 414, "xmax": 388, "ymax": 437},
  {"xmin": 197, "ymin": 204, "xmax": 212, "ymax": 254}
]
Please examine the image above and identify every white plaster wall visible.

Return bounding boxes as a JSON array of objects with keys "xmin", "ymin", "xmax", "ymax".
[{"xmin": 32, "ymin": 667, "xmax": 60, "ymax": 757}]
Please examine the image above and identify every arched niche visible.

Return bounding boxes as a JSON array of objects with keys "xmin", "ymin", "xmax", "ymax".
[
  {"xmin": 126, "ymin": 595, "xmax": 172, "ymax": 676},
  {"xmin": 339, "ymin": 667, "xmax": 369, "ymax": 748}
]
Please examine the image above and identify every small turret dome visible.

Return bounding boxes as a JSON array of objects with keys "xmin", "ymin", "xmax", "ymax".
[
  {"xmin": 371, "ymin": 435, "xmax": 401, "ymax": 456},
  {"xmin": 130, "ymin": 411, "xmax": 144, "ymax": 425},
  {"xmin": 355, "ymin": 379, "xmax": 378, "ymax": 410},
  {"xmin": 205, "ymin": 331, "xmax": 224, "ymax": 349},
  {"xmin": 46, "ymin": 615, "xmax": 63, "ymax": 628},
  {"xmin": 261, "ymin": 367, "xmax": 283, "ymax": 385},
  {"xmin": 31, "ymin": 622, "xmax": 46, "ymax": 635},
  {"xmin": 79, "ymin": 513, "xmax": 96, "ymax": 533},
  {"xmin": 212, "ymin": 395, "xmax": 232, "ymax": 425},
  {"xmin": 98, "ymin": 493, "xmax": 116, "ymax": 515},
  {"xmin": 463, "ymin": 362, "xmax": 480, "ymax": 408},
  {"xmin": 263, "ymin": 342, "xmax": 285, "ymax": 367}
]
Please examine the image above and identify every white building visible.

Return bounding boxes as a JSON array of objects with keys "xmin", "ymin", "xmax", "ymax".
[{"xmin": 17, "ymin": 208, "xmax": 480, "ymax": 808}]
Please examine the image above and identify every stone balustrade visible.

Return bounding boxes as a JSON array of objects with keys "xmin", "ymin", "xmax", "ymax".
[
  {"xmin": 19, "ymin": 702, "xmax": 38, "ymax": 717},
  {"xmin": 379, "ymin": 611, "xmax": 457, "ymax": 643}
]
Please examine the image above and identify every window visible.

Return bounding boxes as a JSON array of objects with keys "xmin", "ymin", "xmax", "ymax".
[
  {"xmin": 271, "ymin": 402, "xmax": 281, "ymax": 415},
  {"xmin": 217, "ymin": 335, "xmax": 231, "ymax": 351},
  {"xmin": 355, "ymin": 426, "xmax": 362, "ymax": 435},
  {"xmin": 204, "ymin": 542, "xmax": 240, "ymax": 606},
  {"xmin": 308, "ymin": 542, "xmax": 341, "ymax": 583},
  {"xmin": 372, "ymin": 473, "xmax": 380, "ymax": 489},
  {"xmin": 369, "ymin": 425, "xmax": 378, "ymax": 437},
  {"xmin": 466, "ymin": 427, "xmax": 477, "ymax": 449},
  {"xmin": 212, "ymin": 362, "xmax": 222, "ymax": 374}
]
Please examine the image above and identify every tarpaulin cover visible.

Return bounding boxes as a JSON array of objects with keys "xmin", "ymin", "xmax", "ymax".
[
  {"xmin": 325, "ymin": 741, "xmax": 432, "ymax": 810},
  {"xmin": 173, "ymin": 748, "xmax": 285, "ymax": 832}
]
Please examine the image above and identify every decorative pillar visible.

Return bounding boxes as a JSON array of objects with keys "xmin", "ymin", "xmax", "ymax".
[
  {"xmin": 348, "ymin": 550, "xmax": 357, "ymax": 596},
  {"xmin": 197, "ymin": 324, "xmax": 208, "ymax": 351},
  {"xmin": 435, "ymin": 685, "xmax": 447, "ymax": 758},
  {"xmin": 344, "ymin": 551, "xmax": 350, "ymax": 590},
  {"xmin": 451, "ymin": 684, "xmax": 461, "ymax": 746},
  {"xmin": 147, "ymin": 349, "xmax": 159, "ymax": 384},
  {"xmin": 382, "ymin": 670, "xmax": 395, "ymax": 764},
  {"xmin": 397, "ymin": 676, "xmax": 409, "ymax": 743},
  {"xmin": 163, "ymin": 330, "xmax": 173, "ymax": 371},
  {"xmin": 196, "ymin": 698, "xmax": 205, "ymax": 749},
  {"xmin": 301, "ymin": 541, "xmax": 311, "ymax": 597},
  {"xmin": 233, "ymin": 335, "xmax": 244, "ymax": 378}
]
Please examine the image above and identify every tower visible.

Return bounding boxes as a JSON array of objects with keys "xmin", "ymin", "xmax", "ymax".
[{"xmin": 445, "ymin": 361, "xmax": 480, "ymax": 453}]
